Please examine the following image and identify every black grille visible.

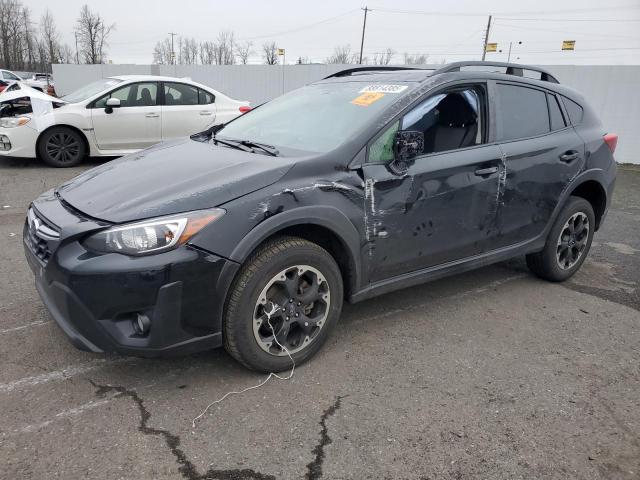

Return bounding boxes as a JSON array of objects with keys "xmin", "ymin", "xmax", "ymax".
[{"xmin": 24, "ymin": 208, "xmax": 59, "ymax": 264}]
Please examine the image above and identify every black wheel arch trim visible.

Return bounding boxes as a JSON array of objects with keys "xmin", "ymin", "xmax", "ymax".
[
  {"xmin": 225, "ymin": 205, "xmax": 363, "ymax": 298},
  {"xmin": 548, "ymin": 168, "xmax": 610, "ymax": 235}
]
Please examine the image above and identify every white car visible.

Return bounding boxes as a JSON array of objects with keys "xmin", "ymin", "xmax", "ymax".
[
  {"xmin": 0, "ymin": 75, "xmax": 250, "ymax": 167},
  {"xmin": 0, "ymin": 69, "xmax": 51, "ymax": 92}
]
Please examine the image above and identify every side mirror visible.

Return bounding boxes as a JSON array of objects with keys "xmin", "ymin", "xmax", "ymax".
[
  {"xmin": 105, "ymin": 97, "xmax": 121, "ymax": 114},
  {"xmin": 390, "ymin": 130, "xmax": 424, "ymax": 175}
]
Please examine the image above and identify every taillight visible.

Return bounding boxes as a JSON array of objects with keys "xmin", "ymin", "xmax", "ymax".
[
  {"xmin": 603, "ymin": 133, "xmax": 618, "ymax": 154},
  {"xmin": 239, "ymin": 106, "xmax": 251, "ymax": 113}
]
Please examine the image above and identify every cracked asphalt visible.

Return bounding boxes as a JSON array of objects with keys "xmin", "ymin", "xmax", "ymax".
[{"xmin": 1, "ymin": 157, "xmax": 639, "ymax": 480}]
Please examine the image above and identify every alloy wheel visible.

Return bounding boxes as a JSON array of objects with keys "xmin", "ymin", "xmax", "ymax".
[
  {"xmin": 556, "ymin": 212, "xmax": 589, "ymax": 270},
  {"xmin": 45, "ymin": 132, "xmax": 81, "ymax": 164},
  {"xmin": 253, "ymin": 265, "xmax": 330, "ymax": 356}
]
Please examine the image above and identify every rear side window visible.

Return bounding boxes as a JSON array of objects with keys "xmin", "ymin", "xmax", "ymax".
[
  {"xmin": 164, "ymin": 82, "xmax": 199, "ymax": 106},
  {"xmin": 199, "ymin": 89, "xmax": 215, "ymax": 105},
  {"xmin": 547, "ymin": 94, "xmax": 566, "ymax": 131},
  {"xmin": 561, "ymin": 96, "xmax": 584, "ymax": 125},
  {"xmin": 496, "ymin": 84, "xmax": 549, "ymax": 141}
]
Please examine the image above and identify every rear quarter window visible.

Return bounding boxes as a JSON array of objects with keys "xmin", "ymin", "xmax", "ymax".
[
  {"xmin": 561, "ymin": 96, "xmax": 584, "ymax": 125},
  {"xmin": 547, "ymin": 94, "xmax": 566, "ymax": 131}
]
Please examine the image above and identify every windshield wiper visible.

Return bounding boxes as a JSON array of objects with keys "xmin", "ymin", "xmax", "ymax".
[
  {"xmin": 238, "ymin": 140, "xmax": 279, "ymax": 156},
  {"xmin": 212, "ymin": 137, "xmax": 253, "ymax": 153}
]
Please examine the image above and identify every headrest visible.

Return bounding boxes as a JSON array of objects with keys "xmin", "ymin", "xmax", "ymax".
[{"xmin": 436, "ymin": 93, "xmax": 476, "ymax": 126}]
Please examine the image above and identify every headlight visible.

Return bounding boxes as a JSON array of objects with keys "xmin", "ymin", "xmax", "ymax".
[
  {"xmin": 83, "ymin": 208, "xmax": 225, "ymax": 255},
  {"xmin": 0, "ymin": 117, "xmax": 30, "ymax": 128}
]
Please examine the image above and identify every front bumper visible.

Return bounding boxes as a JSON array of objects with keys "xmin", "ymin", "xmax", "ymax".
[
  {"xmin": 23, "ymin": 196, "xmax": 239, "ymax": 357},
  {"xmin": 0, "ymin": 125, "xmax": 38, "ymax": 157}
]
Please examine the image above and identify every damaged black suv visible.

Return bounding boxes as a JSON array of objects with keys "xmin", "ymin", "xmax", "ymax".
[{"xmin": 24, "ymin": 62, "xmax": 617, "ymax": 372}]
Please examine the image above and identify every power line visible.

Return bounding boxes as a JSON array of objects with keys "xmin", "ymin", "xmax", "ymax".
[
  {"xmin": 495, "ymin": 17, "xmax": 640, "ymax": 22},
  {"xmin": 237, "ymin": 9, "xmax": 359, "ymax": 41},
  {"xmin": 369, "ymin": 4, "xmax": 640, "ymax": 17},
  {"xmin": 492, "ymin": 21, "xmax": 640, "ymax": 40}
]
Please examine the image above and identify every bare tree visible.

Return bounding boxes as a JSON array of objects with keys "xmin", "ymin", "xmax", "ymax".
[
  {"xmin": 180, "ymin": 37, "xmax": 198, "ymax": 64},
  {"xmin": 75, "ymin": 4, "xmax": 114, "ymax": 64},
  {"xmin": 372, "ymin": 48, "xmax": 395, "ymax": 65},
  {"xmin": 262, "ymin": 41, "xmax": 278, "ymax": 65},
  {"xmin": 325, "ymin": 45, "xmax": 356, "ymax": 64},
  {"xmin": 212, "ymin": 31, "xmax": 235, "ymax": 65},
  {"xmin": 58, "ymin": 43, "xmax": 74, "ymax": 64},
  {"xmin": 152, "ymin": 38, "xmax": 172, "ymax": 64},
  {"xmin": 403, "ymin": 52, "xmax": 429, "ymax": 65},
  {"xmin": 296, "ymin": 56, "xmax": 311, "ymax": 64},
  {"xmin": 199, "ymin": 41, "xmax": 215, "ymax": 64},
  {"xmin": 40, "ymin": 9, "xmax": 59, "ymax": 64},
  {"xmin": 0, "ymin": 0, "xmax": 29, "ymax": 69},
  {"xmin": 235, "ymin": 40, "xmax": 253, "ymax": 64}
]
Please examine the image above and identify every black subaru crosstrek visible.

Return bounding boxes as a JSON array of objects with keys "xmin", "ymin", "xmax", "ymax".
[{"xmin": 24, "ymin": 61, "xmax": 617, "ymax": 372}]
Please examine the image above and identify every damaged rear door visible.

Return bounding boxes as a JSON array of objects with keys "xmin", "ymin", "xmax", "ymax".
[
  {"xmin": 361, "ymin": 82, "xmax": 504, "ymax": 282},
  {"xmin": 492, "ymin": 82, "xmax": 585, "ymax": 248}
]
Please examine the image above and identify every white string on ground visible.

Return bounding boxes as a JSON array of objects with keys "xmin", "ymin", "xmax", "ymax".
[{"xmin": 192, "ymin": 305, "xmax": 295, "ymax": 428}]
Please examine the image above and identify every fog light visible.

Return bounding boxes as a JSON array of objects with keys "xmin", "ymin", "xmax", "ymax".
[{"xmin": 133, "ymin": 313, "xmax": 151, "ymax": 335}]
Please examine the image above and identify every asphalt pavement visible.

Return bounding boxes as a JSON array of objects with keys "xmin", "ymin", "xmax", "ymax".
[{"xmin": 1, "ymin": 156, "xmax": 639, "ymax": 480}]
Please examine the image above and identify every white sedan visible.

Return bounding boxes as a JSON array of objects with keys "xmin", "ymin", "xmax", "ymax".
[{"xmin": 0, "ymin": 75, "xmax": 250, "ymax": 167}]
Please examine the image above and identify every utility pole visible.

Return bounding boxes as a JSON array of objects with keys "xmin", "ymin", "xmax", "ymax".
[
  {"xmin": 359, "ymin": 6, "xmax": 369, "ymax": 64},
  {"xmin": 481, "ymin": 15, "xmax": 492, "ymax": 61},
  {"xmin": 74, "ymin": 32, "xmax": 79, "ymax": 64},
  {"xmin": 507, "ymin": 41, "xmax": 522, "ymax": 63},
  {"xmin": 168, "ymin": 32, "xmax": 177, "ymax": 65}
]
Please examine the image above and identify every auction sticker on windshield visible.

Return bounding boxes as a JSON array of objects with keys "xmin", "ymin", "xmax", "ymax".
[
  {"xmin": 359, "ymin": 84, "xmax": 408, "ymax": 94},
  {"xmin": 351, "ymin": 92, "xmax": 385, "ymax": 107}
]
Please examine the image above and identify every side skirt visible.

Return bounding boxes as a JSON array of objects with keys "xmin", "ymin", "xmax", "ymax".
[{"xmin": 349, "ymin": 236, "xmax": 545, "ymax": 303}]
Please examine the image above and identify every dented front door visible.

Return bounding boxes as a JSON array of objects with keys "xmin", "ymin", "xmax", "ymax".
[{"xmin": 362, "ymin": 144, "xmax": 505, "ymax": 283}]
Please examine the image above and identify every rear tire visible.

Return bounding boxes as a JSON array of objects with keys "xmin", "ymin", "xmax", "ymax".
[
  {"xmin": 526, "ymin": 196, "xmax": 595, "ymax": 282},
  {"xmin": 38, "ymin": 127, "xmax": 86, "ymax": 167},
  {"xmin": 224, "ymin": 236, "xmax": 343, "ymax": 373}
]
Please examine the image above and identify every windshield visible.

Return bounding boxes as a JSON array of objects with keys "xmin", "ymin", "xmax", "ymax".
[
  {"xmin": 62, "ymin": 78, "xmax": 122, "ymax": 103},
  {"xmin": 218, "ymin": 82, "xmax": 410, "ymax": 153}
]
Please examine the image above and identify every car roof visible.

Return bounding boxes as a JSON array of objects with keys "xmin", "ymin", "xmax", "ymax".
[
  {"xmin": 110, "ymin": 74, "xmax": 200, "ymax": 82},
  {"xmin": 316, "ymin": 61, "xmax": 584, "ymax": 104}
]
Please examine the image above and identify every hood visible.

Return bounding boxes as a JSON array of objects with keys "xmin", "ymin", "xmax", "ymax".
[
  {"xmin": 0, "ymin": 83, "xmax": 64, "ymax": 119},
  {"xmin": 0, "ymin": 83, "xmax": 63, "ymax": 103},
  {"xmin": 56, "ymin": 138, "xmax": 295, "ymax": 223}
]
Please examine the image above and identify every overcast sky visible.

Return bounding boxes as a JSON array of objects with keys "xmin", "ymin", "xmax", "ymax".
[{"xmin": 25, "ymin": 0, "xmax": 640, "ymax": 65}]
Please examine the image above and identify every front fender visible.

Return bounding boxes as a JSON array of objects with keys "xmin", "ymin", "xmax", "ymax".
[{"xmin": 228, "ymin": 205, "xmax": 363, "ymax": 290}]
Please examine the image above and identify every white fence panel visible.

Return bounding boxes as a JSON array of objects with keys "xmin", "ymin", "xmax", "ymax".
[{"xmin": 52, "ymin": 63, "xmax": 639, "ymax": 163}]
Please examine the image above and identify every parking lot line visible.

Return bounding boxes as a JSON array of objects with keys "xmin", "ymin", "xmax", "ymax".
[
  {"xmin": 0, "ymin": 358, "xmax": 130, "ymax": 393},
  {"xmin": 0, "ymin": 320, "xmax": 50, "ymax": 335}
]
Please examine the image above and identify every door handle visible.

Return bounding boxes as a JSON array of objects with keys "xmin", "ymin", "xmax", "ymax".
[
  {"xmin": 474, "ymin": 166, "xmax": 498, "ymax": 176},
  {"xmin": 560, "ymin": 150, "xmax": 579, "ymax": 162},
  {"xmin": 145, "ymin": 113, "xmax": 159, "ymax": 118},
  {"xmin": 199, "ymin": 111, "xmax": 213, "ymax": 116}
]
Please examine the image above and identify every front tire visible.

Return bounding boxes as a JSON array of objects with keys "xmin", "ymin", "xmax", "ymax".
[
  {"xmin": 38, "ymin": 127, "xmax": 86, "ymax": 167},
  {"xmin": 526, "ymin": 196, "xmax": 595, "ymax": 282},
  {"xmin": 224, "ymin": 236, "xmax": 343, "ymax": 372}
]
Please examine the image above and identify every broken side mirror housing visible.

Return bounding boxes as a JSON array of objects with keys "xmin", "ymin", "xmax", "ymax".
[
  {"xmin": 390, "ymin": 130, "xmax": 424, "ymax": 175},
  {"xmin": 105, "ymin": 97, "xmax": 121, "ymax": 114}
]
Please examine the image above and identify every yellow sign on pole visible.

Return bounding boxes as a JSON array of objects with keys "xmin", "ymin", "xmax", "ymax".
[
  {"xmin": 485, "ymin": 43, "xmax": 498, "ymax": 53},
  {"xmin": 562, "ymin": 40, "xmax": 576, "ymax": 51},
  {"xmin": 277, "ymin": 48, "xmax": 285, "ymax": 56}
]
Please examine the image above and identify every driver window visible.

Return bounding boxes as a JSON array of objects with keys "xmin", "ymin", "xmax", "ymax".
[
  {"xmin": 402, "ymin": 87, "xmax": 485, "ymax": 155},
  {"xmin": 94, "ymin": 83, "xmax": 157, "ymax": 108}
]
